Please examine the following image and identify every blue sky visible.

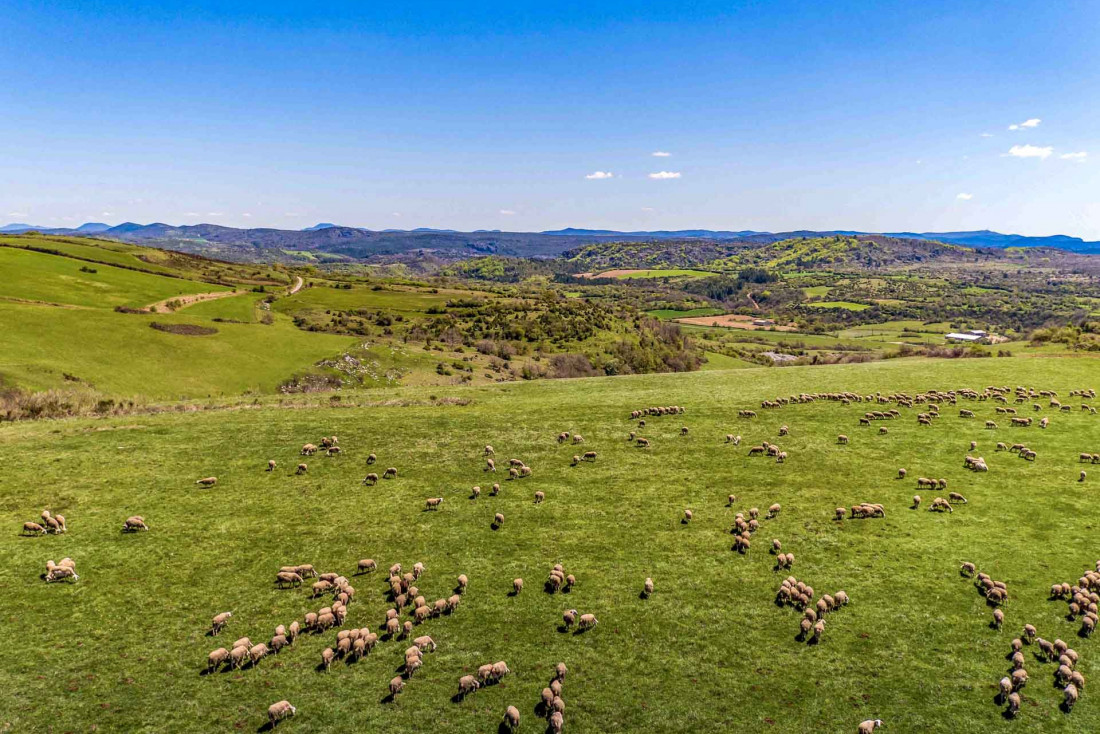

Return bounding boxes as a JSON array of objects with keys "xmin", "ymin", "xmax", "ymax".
[{"xmin": 1, "ymin": 1, "xmax": 1098, "ymax": 237}]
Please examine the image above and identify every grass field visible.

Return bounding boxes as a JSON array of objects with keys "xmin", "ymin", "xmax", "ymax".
[
  {"xmin": 805, "ymin": 301, "xmax": 871, "ymax": 311},
  {"xmin": 4, "ymin": 357, "xmax": 1100, "ymax": 733},
  {"xmin": 0, "ymin": 247, "xmax": 228, "ymax": 309},
  {"xmin": 647, "ymin": 308, "xmax": 726, "ymax": 320},
  {"xmin": 593, "ymin": 269, "xmax": 714, "ymax": 280}
]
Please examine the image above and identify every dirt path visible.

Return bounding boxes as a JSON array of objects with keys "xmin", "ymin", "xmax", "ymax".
[
  {"xmin": 289, "ymin": 276, "xmax": 304, "ymax": 294},
  {"xmin": 142, "ymin": 289, "xmax": 238, "ymax": 313}
]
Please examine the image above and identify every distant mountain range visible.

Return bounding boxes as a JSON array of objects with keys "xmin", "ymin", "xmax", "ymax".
[{"xmin": 3, "ymin": 221, "xmax": 1099, "ymax": 259}]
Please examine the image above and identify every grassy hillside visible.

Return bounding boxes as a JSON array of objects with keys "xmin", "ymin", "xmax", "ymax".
[{"xmin": 3, "ymin": 357, "xmax": 1099, "ymax": 732}]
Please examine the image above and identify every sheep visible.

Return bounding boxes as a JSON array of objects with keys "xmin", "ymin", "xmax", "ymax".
[
  {"xmin": 857, "ymin": 720, "xmax": 882, "ymax": 733},
  {"xmin": 681, "ymin": 426, "xmax": 689, "ymax": 436},
  {"xmin": 248, "ymin": 643, "xmax": 269, "ymax": 666},
  {"xmin": 1006, "ymin": 692, "xmax": 1020, "ymax": 717},
  {"xmin": 367, "ymin": 453, "xmax": 377, "ymax": 464},
  {"xmin": 357, "ymin": 558, "xmax": 377, "ymax": 574},
  {"xmin": 492, "ymin": 661, "xmax": 511, "ymax": 680},
  {"xmin": 457, "ymin": 674, "xmax": 480, "ymax": 698},
  {"xmin": 288, "ymin": 621, "xmax": 300, "ymax": 641},
  {"xmin": 276, "ymin": 571, "xmax": 302, "ymax": 588},
  {"xmin": 1024, "ymin": 624, "xmax": 1037, "ymax": 642},
  {"xmin": 583, "ymin": 451, "xmax": 597, "ymax": 461},
  {"xmin": 1070, "ymin": 670, "xmax": 1085, "ymax": 689},
  {"xmin": 960, "ymin": 562, "xmax": 976, "ymax": 577},
  {"xmin": 772, "ymin": 539, "xmax": 782, "ymax": 553},
  {"xmin": 948, "ymin": 492, "xmax": 968, "ymax": 504},
  {"xmin": 486, "ymin": 459, "xmax": 496, "ymax": 472},
  {"xmin": 22, "ymin": 522, "xmax": 46, "ymax": 536},
  {"xmin": 1060, "ymin": 682, "xmax": 1078, "ymax": 713},
  {"xmin": 578, "ymin": 613, "xmax": 598, "ymax": 630},
  {"xmin": 485, "ymin": 444, "xmax": 495, "ymax": 456},
  {"xmin": 835, "ymin": 507, "xmax": 846, "ymax": 521},
  {"xmin": 231, "ymin": 637, "xmax": 253, "ymax": 653},
  {"xmin": 296, "ymin": 463, "xmax": 308, "ymax": 475},
  {"xmin": 835, "ymin": 590, "xmax": 849, "ymax": 606},
  {"xmin": 898, "ymin": 468, "xmax": 907, "ymax": 479},
  {"xmin": 270, "ymin": 634, "xmax": 289, "ymax": 654},
  {"xmin": 513, "ymin": 578, "xmax": 523, "ymax": 594},
  {"xmin": 207, "ymin": 647, "xmax": 229, "ymax": 672},
  {"xmin": 425, "ymin": 497, "xmax": 444, "ymax": 510},
  {"xmin": 636, "ymin": 437, "xmax": 651, "ymax": 448},
  {"xmin": 683, "ymin": 509, "xmax": 693, "ymax": 523},
  {"xmin": 879, "ymin": 427, "xmax": 889, "ymax": 435},
  {"xmin": 1081, "ymin": 471, "xmax": 1087, "ymax": 482},
  {"xmin": 1012, "ymin": 668, "xmax": 1029, "ymax": 689},
  {"xmin": 230, "ymin": 646, "xmax": 249, "ymax": 670},
  {"xmin": 549, "ymin": 711, "xmax": 564, "ymax": 734},
  {"xmin": 412, "ymin": 635, "xmax": 436, "ymax": 653},
  {"xmin": 572, "ymin": 434, "xmax": 584, "ymax": 444},
  {"xmin": 211, "ymin": 612, "xmax": 232, "ymax": 636},
  {"xmin": 457, "ymin": 574, "xmax": 468, "ymax": 592},
  {"xmin": 389, "ymin": 676, "xmax": 404, "ymax": 697},
  {"xmin": 998, "ymin": 676, "xmax": 1013, "ymax": 699},
  {"xmin": 643, "ymin": 577, "xmax": 654, "ymax": 596},
  {"xmin": 912, "ymin": 495, "xmax": 921, "ymax": 509},
  {"xmin": 266, "ymin": 459, "xmax": 276, "ymax": 472},
  {"xmin": 571, "ymin": 455, "xmax": 581, "ymax": 467},
  {"xmin": 472, "ymin": 486, "xmax": 481, "ymax": 499},
  {"xmin": 838, "ymin": 434, "xmax": 849, "ymax": 444},
  {"xmin": 383, "ymin": 467, "xmax": 398, "ymax": 479},
  {"xmin": 196, "ymin": 476, "xmax": 218, "ymax": 487},
  {"xmin": 1083, "ymin": 616, "xmax": 1096, "ymax": 636}
]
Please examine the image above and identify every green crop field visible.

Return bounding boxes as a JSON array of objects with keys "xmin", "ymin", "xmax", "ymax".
[
  {"xmin": 647, "ymin": 308, "xmax": 726, "ymax": 320},
  {"xmin": 272, "ymin": 285, "xmax": 478, "ymax": 316},
  {"xmin": 608, "ymin": 269, "xmax": 714, "ymax": 280},
  {"xmin": 4, "ymin": 357, "xmax": 1100, "ymax": 733}
]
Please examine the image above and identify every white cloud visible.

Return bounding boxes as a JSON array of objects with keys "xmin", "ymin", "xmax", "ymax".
[
  {"xmin": 241, "ymin": 212, "xmax": 252, "ymax": 217},
  {"xmin": 585, "ymin": 171, "xmax": 614, "ymax": 179},
  {"xmin": 1006, "ymin": 144, "xmax": 1053, "ymax": 160},
  {"xmin": 641, "ymin": 207, "xmax": 655, "ymax": 212},
  {"xmin": 207, "ymin": 212, "xmax": 224, "ymax": 217},
  {"xmin": 648, "ymin": 171, "xmax": 681, "ymax": 179},
  {"xmin": 101, "ymin": 211, "xmax": 113, "ymax": 217},
  {"xmin": 7, "ymin": 211, "xmax": 28, "ymax": 217},
  {"xmin": 184, "ymin": 212, "xmax": 200, "ymax": 217},
  {"xmin": 1008, "ymin": 118, "xmax": 1041, "ymax": 131},
  {"xmin": 499, "ymin": 209, "xmax": 516, "ymax": 215},
  {"xmin": 956, "ymin": 193, "xmax": 973, "ymax": 201},
  {"xmin": 651, "ymin": 151, "xmax": 671, "ymax": 157},
  {"xmin": 392, "ymin": 212, "xmax": 401, "ymax": 217},
  {"xmin": 1060, "ymin": 151, "xmax": 1088, "ymax": 162},
  {"xmin": 980, "ymin": 132, "xmax": 994, "ymax": 138}
]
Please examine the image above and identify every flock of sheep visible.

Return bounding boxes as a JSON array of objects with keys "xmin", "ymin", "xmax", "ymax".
[{"xmin": 25, "ymin": 383, "xmax": 1098, "ymax": 731}]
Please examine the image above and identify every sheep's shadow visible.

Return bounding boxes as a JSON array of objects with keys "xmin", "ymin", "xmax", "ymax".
[
  {"xmin": 315, "ymin": 663, "xmax": 329, "ymax": 673},
  {"xmin": 1001, "ymin": 708, "xmax": 1017, "ymax": 720},
  {"xmin": 572, "ymin": 628, "xmax": 590, "ymax": 636},
  {"xmin": 1077, "ymin": 628, "xmax": 1091, "ymax": 639},
  {"xmin": 507, "ymin": 589, "xmax": 520, "ymax": 597},
  {"xmin": 994, "ymin": 692, "xmax": 1006, "ymax": 706},
  {"xmin": 497, "ymin": 722, "xmax": 512, "ymax": 734},
  {"xmin": 256, "ymin": 721, "xmax": 276, "ymax": 733},
  {"xmin": 382, "ymin": 693, "xmax": 397, "ymax": 704},
  {"xmin": 556, "ymin": 625, "xmax": 570, "ymax": 634},
  {"xmin": 638, "ymin": 591, "xmax": 649, "ymax": 600},
  {"xmin": 806, "ymin": 636, "xmax": 821, "ymax": 647},
  {"xmin": 490, "ymin": 522, "xmax": 501, "ymax": 531},
  {"xmin": 1060, "ymin": 702, "xmax": 1074, "ymax": 714},
  {"xmin": 451, "ymin": 693, "xmax": 468, "ymax": 704}
]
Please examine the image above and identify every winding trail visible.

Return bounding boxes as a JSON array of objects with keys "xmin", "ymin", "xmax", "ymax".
[
  {"xmin": 289, "ymin": 276, "xmax": 304, "ymax": 294},
  {"xmin": 141, "ymin": 289, "xmax": 238, "ymax": 313}
]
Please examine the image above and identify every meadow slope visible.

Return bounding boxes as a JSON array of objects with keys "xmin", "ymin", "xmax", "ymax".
[{"xmin": 3, "ymin": 358, "xmax": 1100, "ymax": 733}]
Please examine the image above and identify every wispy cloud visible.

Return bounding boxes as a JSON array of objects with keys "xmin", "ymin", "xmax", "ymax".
[
  {"xmin": 184, "ymin": 212, "xmax": 200, "ymax": 217},
  {"xmin": 651, "ymin": 151, "xmax": 671, "ymax": 157},
  {"xmin": 499, "ymin": 209, "xmax": 516, "ymax": 215},
  {"xmin": 641, "ymin": 207, "xmax": 655, "ymax": 212},
  {"xmin": 241, "ymin": 212, "xmax": 252, "ymax": 217},
  {"xmin": 1060, "ymin": 151, "xmax": 1088, "ymax": 162},
  {"xmin": 956, "ymin": 193, "xmax": 973, "ymax": 201},
  {"xmin": 207, "ymin": 212, "xmax": 224, "ymax": 217},
  {"xmin": 648, "ymin": 171, "xmax": 681, "ymax": 179},
  {"xmin": 7, "ymin": 211, "xmax": 28, "ymax": 217},
  {"xmin": 585, "ymin": 171, "xmax": 614, "ymax": 179},
  {"xmin": 1006, "ymin": 144, "xmax": 1053, "ymax": 160},
  {"xmin": 101, "ymin": 211, "xmax": 113, "ymax": 217},
  {"xmin": 392, "ymin": 212, "xmax": 402, "ymax": 217},
  {"xmin": 980, "ymin": 132, "xmax": 994, "ymax": 138},
  {"xmin": 1008, "ymin": 118, "xmax": 1041, "ymax": 131}
]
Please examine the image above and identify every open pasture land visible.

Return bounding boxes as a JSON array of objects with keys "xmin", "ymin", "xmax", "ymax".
[
  {"xmin": 675, "ymin": 313, "xmax": 796, "ymax": 331},
  {"xmin": 580, "ymin": 269, "xmax": 715, "ymax": 280},
  {"xmin": 4, "ymin": 357, "xmax": 1100, "ymax": 733}
]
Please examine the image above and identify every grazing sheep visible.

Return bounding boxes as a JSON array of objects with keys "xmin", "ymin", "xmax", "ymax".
[
  {"xmin": 367, "ymin": 453, "xmax": 376, "ymax": 464},
  {"xmin": 486, "ymin": 459, "xmax": 496, "ymax": 472},
  {"xmin": 383, "ymin": 467, "xmax": 398, "ymax": 479},
  {"xmin": 1011, "ymin": 668, "xmax": 1029, "ymax": 689},
  {"xmin": 993, "ymin": 609, "xmax": 1004, "ymax": 628},
  {"xmin": 22, "ymin": 522, "xmax": 46, "ymax": 536},
  {"xmin": 1023, "ymin": 624, "xmax": 1037, "ymax": 641},
  {"xmin": 772, "ymin": 539, "xmax": 782, "ymax": 553},
  {"xmin": 572, "ymin": 434, "xmax": 584, "ymax": 444},
  {"xmin": 485, "ymin": 445, "xmax": 495, "ymax": 456},
  {"xmin": 472, "ymin": 486, "xmax": 481, "ymax": 499},
  {"xmin": 389, "ymin": 676, "xmax": 404, "ymax": 697},
  {"xmin": 948, "ymin": 492, "xmax": 968, "ymax": 504},
  {"xmin": 960, "ymin": 562, "xmax": 976, "ymax": 577},
  {"xmin": 266, "ymin": 699, "xmax": 297, "ymax": 721},
  {"xmin": 296, "ymin": 463, "xmax": 308, "ymax": 475},
  {"xmin": 643, "ymin": 577, "xmax": 654, "ymax": 596},
  {"xmin": 555, "ymin": 661, "xmax": 568, "ymax": 681},
  {"xmin": 571, "ymin": 455, "xmax": 580, "ymax": 467},
  {"xmin": 207, "ymin": 647, "xmax": 229, "ymax": 672},
  {"xmin": 267, "ymin": 460, "xmax": 276, "ymax": 471},
  {"xmin": 513, "ymin": 578, "xmax": 523, "ymax": 594},
  {"xmin": 579, "ymin": 613, "xmax": 598, "ymax": 630},
  {"xmin": 363, "ymin": 473, "xmax": 379, "ymax": 486},
  {"xmin": 912, "ymin": 495, "xmax": 922, "ymax": 509},
  {"xmin": 549, "ymin": 711, "xmax": 564, "ymax": 734},
  {"xmin": 196, "ymin": 476, "xmax": 217, "ymax": 487},
  {"xmin": 503, "ymin": 705, "xmax": 520, "ymax": 731},
  {"xmin": 999, "ymin": 677, "xmax": 1012, "ymax": 698},
  {"xmin": 270, "ymin": 634, "xmax": 289, "ymax": 654},
  {"xmin": 425, "ymin": 497, "xmax": 444, "ymax": 510},
  {"xmin": 1081, "ymin": 470, "xmax": 1087, "ymax": 482},
  {"xmin": 458, "ymin": 674, "xmax": 480, "ymax": 697},
  {"xmin": 835, "ymin": 507, "xmax": 846, "ymax": 521},
  {"xmin": 683, "ymin": 509, "xmax": 693, "ymax": 523},
  {"xmin": 857, "ymin": 720, "xmax": 882, "ymax": 734},
  {"xmin": 457, "ymin": 574, "xmax": 468, "ymax": 592},
  {"xmin": 276, "ymin": 571, "xmax": 302, "ymax": 588},
  {"xmin": 1006, "ymin": 692, "xmax": 1020, "ymax": 717},
  {"xmin": 563, "ymin": 609, "xmax": 578, "ymax": 628},
  {"xmin": 898, "ymin": 468, "xmax": 907, "ymax": 479},
  {"xmin": 838, "ymin": 434, "xmax": 849, "ymax": 444},
  {"xmin": 357, "ymin": 558, "xmax": 377, "ymax": 574}
]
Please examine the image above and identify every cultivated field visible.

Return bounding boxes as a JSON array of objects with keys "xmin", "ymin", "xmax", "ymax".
[{"xmin": 4, "ymin": 357, "xmax": 1100, "ymax": 733}]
